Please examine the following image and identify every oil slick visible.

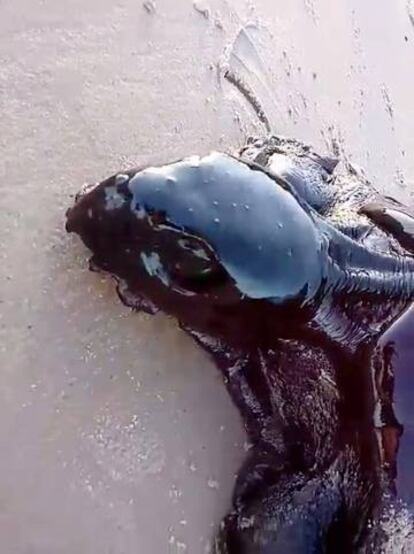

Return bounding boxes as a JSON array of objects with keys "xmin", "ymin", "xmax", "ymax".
[{"xmin": 66, "ymin": 135, "xmax": 414, "ymax": 552}]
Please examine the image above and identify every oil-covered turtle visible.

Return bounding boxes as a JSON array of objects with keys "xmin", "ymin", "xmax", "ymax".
[{"xmin": 66, "ymin": 135, "xmax": 414, "ymax": 553}]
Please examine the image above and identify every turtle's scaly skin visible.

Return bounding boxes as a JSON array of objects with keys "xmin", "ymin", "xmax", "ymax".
[{"xmin": 66, "ymin": 136, "xmax": 414, "ymax": 552}]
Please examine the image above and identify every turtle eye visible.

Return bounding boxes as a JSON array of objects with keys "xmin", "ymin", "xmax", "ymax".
[
  {"xmin": 169, "ymin": 236, "xmax": 227, "ymax": 292},
  {"xmin": 172, "ymin": 263, "xmax": 227, "ymax": 292}
]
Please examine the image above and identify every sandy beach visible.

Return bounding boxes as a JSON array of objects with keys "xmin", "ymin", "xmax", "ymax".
[{"xmin": 1, "ymin": 0, "xmax": 414, "ymax": 551}]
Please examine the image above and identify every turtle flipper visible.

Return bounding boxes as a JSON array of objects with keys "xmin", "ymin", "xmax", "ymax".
[{"xmin": 360, "ymin": 202, "xmax": 414, "ymax": 255}]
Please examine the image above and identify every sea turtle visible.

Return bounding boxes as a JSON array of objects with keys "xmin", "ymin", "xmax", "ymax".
[{"xmin": 65, "ymin": 135, "xmax": 414, "ymax": 553}]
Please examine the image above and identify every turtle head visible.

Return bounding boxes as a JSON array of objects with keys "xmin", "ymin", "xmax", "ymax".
[{"xmin": 66, "ymin": 153, "xmax": 326, "ymax": 339}]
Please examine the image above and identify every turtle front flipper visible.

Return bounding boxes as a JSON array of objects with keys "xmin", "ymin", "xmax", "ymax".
[{"xmin": 360, "ymin": 201, "xmax": 414, "ymax": 255}]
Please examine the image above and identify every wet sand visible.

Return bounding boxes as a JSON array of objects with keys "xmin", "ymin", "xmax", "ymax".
[{"xmin": 1, "ymin": 0, "xmax": 414, "ymax": 552}]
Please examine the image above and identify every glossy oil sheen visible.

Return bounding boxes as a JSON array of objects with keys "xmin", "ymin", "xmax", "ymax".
[
  {"xmin": 66, "ymin": 136, "xmax": 414, "ymax": 553},
  {"xmin": 128, "ymin": 153, "xmax": 327, "ymax": 302}
]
